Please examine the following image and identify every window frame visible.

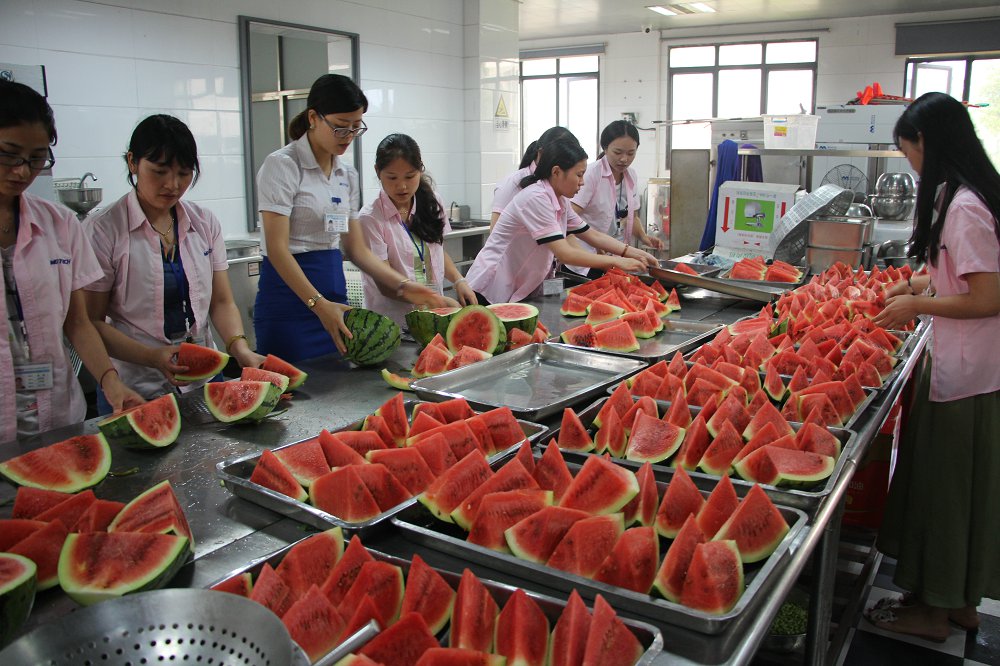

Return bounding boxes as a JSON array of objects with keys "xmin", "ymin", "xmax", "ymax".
[
  {"xmin": 903, "ymin": 54, "xmax": 993, "ymax": 102},
  {"xmin": 519, "ymin": 55, "xmax": 601, "ymax": 161}
]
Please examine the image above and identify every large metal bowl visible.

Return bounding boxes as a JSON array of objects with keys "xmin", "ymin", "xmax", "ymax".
[
  {"xmin": 875, "ymin": 172, "xmax": 916, "ymax": 197},
  {"xmin": 870, "ymin": 194, "xmax": 915, "ymax": 220}
]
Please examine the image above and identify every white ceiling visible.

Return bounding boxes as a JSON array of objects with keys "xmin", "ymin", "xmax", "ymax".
[{"xmin": 518, "ymin": 0, "xmax": 1000, "ymax": 41}]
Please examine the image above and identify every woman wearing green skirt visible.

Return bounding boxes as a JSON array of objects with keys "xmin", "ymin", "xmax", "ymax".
[{"xmin": 870, "ymin": 92, "xmax": 1000, "ymax": 642}]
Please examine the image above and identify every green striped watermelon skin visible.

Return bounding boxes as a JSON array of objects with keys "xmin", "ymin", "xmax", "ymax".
[{"xmin": 344, "ymin": 308, "xmax": 402, "ymax": 366}]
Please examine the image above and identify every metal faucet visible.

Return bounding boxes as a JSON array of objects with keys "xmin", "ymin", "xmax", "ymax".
[{"xmin": 78, "ymin": 172, "xmax": 97, "ymax": 189}]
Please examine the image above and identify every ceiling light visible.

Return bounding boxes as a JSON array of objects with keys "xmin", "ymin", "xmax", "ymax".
[
  {"xmin": 647, "ymin": 5, "xmax": 677, "ymax": 16},
  {"xmin": 686, "ymin": 2, "xmax": 717, "ymax": 13}
]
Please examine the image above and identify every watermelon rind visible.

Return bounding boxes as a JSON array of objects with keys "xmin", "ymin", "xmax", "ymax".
[
  {"xmin": 174, "ymin": 342, "xmax": 229, "ymax": 382},
  {"xmin": 57, "ymin": 532, "xmax": 190, "ymax": 606},
  {"xmin": 344, "ymin": 308, "xmax": 402, "ymax": 366},
  {"xmin": 97, "ymin": 394, "xmax": 181, "ymax": 449},
  {"xmin": 405, "ymin": 307, "xmax": 461, "ymax": 346},
  {"xmin": 0, "ymin": 552, "xmax": 37, "ymax": 647},
  {"xmin": 381, "ymin": 368, "xmax": 414, "ymax": 391},
  {"xmin": 0, "ymin": 434, "xmax": 111, "ymax": 493},
  {"xmin": 241, "ymin": 367, "xmax": 291, "ymax": 393},
  {"xmin": 204, "ymin": 380, "xmax": 282, "ymax": 423},
  {"xmin": 446, "ymin": 305, "xmax": 507, "ymax": 355},
  {"xmin": 486, "ymin": 303, "xmax": 539, "ymax": 335}
]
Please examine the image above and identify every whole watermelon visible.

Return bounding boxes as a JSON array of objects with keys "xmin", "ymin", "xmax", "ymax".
[{"xmin": 343, "ymin": 308, "xmax": 401, "ymax": 366}]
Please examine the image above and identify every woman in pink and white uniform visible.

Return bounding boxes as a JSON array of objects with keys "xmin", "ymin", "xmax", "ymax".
[{"xmin": 489, "ymin": 126, "xmax": 576, "ymax": 231}]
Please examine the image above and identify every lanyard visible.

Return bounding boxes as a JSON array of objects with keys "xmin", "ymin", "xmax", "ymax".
[
  {"xmin": 6, "ymin": 201, "xmax": 32, "ymax": 359},
  {"xmin": 400, "ymin": 219, "xmax": 426, "ymax": 265},
  {"xmin": 162, "ymin": 212, "xmax": 193, "ymax": 340}
]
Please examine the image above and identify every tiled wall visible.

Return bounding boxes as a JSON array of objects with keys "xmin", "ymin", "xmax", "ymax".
[{"xmin": 0, "ymin": 0, "xmax": 517, "ymax": 237}]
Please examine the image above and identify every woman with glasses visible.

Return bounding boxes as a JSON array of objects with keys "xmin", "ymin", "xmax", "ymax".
[
  {"xmin": 569, "ymin": 121, "xmax": 662, "ymax": 277},
  {"xmin": 254, "ymin": 74, "xmax": 446, "ymax": 361},
  {"xmin": 83, "ymin": 115, "xmax": 265, "ymax": 412},
  {"xmin": 0, "ymin": 80, "xmax": 142, "ymax": 442},
  {"xmin": 466, "ymin": 135, "xmax": 658, "ymax": 304},
  {"xmin": 358, "ymin": 133, "xmax": 475, "ymax": 327}
]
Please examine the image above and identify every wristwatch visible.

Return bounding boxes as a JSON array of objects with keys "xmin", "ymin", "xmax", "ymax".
[{"xmin": 306, "ymin": 293, "xmax": 324, "ymax": 309}]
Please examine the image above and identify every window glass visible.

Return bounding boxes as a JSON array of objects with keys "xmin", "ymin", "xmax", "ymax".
[
  {"xmin": 671, "ymin": 72, "xmax": 713, "ymax": 149},
  {"xmin": 969, "ymin": 58, "xmax": 1000, "ymax": 169},
  {"xmin": 670, "ymin": 46, "xmax": 715, "ymax": 68},
  {"xmin": 560, "ymin": 55, "xmax": 598, "ymax": 74},
  {"xmin": 765, "ymin": 41, "xmax": 817, "ymax": 64},
  {"xmin": 522, "ymin": 78, "xmax": 557, "ymax": 157},
  {"xmin": 520, "ymin": 57, "xmax": 598, "ymax": 165},
  {"xmin": 910, "ymin": 60, "xmax": 966, "ymax": 99},
  {"xmin": 718, "ymin": 69, "xmax": 762, "ymax": 118},
  {"xmin": 767, "ymin": 70, "xmax": 814, "ymax": 114},
  {"xmin": 522, "ymin": 58, "xmax": 556, "ymax": 76},
  {"xmin": 559, "ymin": 77, "xmax": 598, "ymax": 159},
  {"xmin": 719, "ymin": 43, "xmax": 762, "ymax": 66}
]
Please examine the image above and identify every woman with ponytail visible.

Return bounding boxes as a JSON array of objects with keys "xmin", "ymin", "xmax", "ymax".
[
  {"xmin": 254, "ymin": 74, "xmax": 446, "ymax": 362},
  {"xmin": 466, "ymin": 135, "xmax": 658, "ymax": 304},
  {"xmin": 358, "ymin": 134, "xmax": 475, "ymax": 327},
  {"xmin": 868, "ymin": 92, "xmax": 1000, "ymax": 642},
  {"xmin": 490, "ymin": 126, "xmax": 577, "ymax": 230}
]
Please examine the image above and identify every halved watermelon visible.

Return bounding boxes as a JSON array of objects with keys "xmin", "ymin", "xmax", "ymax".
[
  {"xmin": 0, "ymin": 434, "xmax": 111, "ymax": 493},
  {"xmin": 486, "ymin": 303, "xmax": 539, "ymax": 334},
  {"xmin": 175, "ymin": 342, "xmax": 228, "ymax": 381},
  {"xmin": 0, "ymin": 552, "xmax": 36, "ymax": 646},
  {"xmin": 446, "ymin": 305, "xmax": 507, "ymax": 354},
  {"xmin": 97, "ymin": 394, "xmax": 181, "ymax": 449},
  {"xmin": 406, "ymin": 308, "xmax": 462, "ymax": 346}
]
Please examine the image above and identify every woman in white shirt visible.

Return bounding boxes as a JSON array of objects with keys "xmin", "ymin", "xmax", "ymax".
[
  {"xmin": 254, "ymin": 75, "xmax": 445, "ymax": 362},
  {"xmin": 358, "ymin": 134, "xmax": 475, "ymax": 327}
]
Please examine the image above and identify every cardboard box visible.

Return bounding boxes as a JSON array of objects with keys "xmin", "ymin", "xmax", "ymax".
[{"xmin": 715, "ymin": 182, "xmax": 800, "ymax": 259}]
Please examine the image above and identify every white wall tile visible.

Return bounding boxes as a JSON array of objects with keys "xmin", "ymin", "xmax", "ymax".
[
  {"xmin": 0, "ymin": 0, "xmax": 40, "ymax": 49},
  {"xmin": 48, "ymin": 105, "xmax": 138, "ymax": 159},
  {"xmin": 33, "ymin": 0, "xmax": 135, "ymax": 59},
  {"xmin": 41, "ymin": 51, "xmax": 138, "ymax": 107},
  {"xmin": 130, "ymin": 10, "xmax": 223, "ymax": 66}
]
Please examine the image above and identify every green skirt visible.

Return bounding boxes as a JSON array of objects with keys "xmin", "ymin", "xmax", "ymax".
[{"xmin": 877, "ymin": 353, "xmax": 1000, "ymax": 608}]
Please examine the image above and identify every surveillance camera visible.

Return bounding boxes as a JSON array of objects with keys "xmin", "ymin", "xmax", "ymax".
[{"xmin": 642, "ymin": 25, "xmax": 653, "ymax": 34}]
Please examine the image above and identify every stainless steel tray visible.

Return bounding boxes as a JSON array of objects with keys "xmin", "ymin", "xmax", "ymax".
[
  {"xmin": 717, "ymin": 265, "xmax": 808, "ymax": 288},
  {"xmin": 648, "ymin": 260, "xmax": 723, "ymax": 286},
  {"xmin": 216, "ymin": 401, "xmax": 545, "ymax": 534},
  {"xmin": 646, "ymin": 265, "xmax": 789, "ymax": 303},
  {"xmin": 392, "ymin": 453, "xmax": 808, "ymax": 635},
  {"xmin": 553, "ymin": 397, "xmax": 857, "ymax": 512},
  {"xmin": 207, "ymin": 537, "xmax": 664, "ymax": 665},
  {"xmin": 410, "ymin": 343, "xmax": 646, "ymax": 421},
  {"xmin": 549, "ymin": 319, "xmax": 723, "ymax": 364}
]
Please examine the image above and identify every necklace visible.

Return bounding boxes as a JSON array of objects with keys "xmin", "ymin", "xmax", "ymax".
[{"xmin": 151, "ymin": 223, "xmax": 172, "ymax": 240}]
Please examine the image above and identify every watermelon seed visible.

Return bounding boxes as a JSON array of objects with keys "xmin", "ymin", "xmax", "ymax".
[{"xmin": 109, "ymin": 466, "xmax": 139, "ymax": 477}]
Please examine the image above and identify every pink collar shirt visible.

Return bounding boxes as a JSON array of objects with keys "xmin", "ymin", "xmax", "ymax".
[
  {"xmin": 571, "ymin": 156, "xmax": 639, "ymax": 243},
  {"xmin": 84, "ymin": 190, "xmax": 228, "ymax": 398},
  {"xmin": 0, "ymin": 194, "xmax": 103, "ymax": 443},
  {"xmin": 357, "ymin": 190, "xmax": 451, "ymax": 327},
  {"xmin": 491, "ymin": 162, "xmax": 536, "ymax": 214},
  {"xmin": 925, "ymin": 186, "xmax": 1000, "ymax": 402},
  {"xmin": 466, "ymin": 180, "xmax": 588, "ymax": 303}
]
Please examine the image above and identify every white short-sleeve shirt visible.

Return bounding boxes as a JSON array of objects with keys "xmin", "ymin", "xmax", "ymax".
[
  {"xmin": 467, "ymin": 180, "xmax": 588, "ymax": 303},
  {"xmin": 572, "ymin": 156, "xmax": 639, "ymax": 243},
  {"xmin": 256, "ymin": 133, "xmax": 360, "ymax": 255}
]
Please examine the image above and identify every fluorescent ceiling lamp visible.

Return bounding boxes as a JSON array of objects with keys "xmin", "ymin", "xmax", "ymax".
[
  {"xmin": 647, "ymin": 5, "xmax": 678, "ymax": 16},
  {"xmin": 686, "ymin": 2, "xmax": 717, "ymax": 12}
]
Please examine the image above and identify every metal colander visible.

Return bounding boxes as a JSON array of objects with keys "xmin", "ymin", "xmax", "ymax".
[{"xmin": 0, "ymin": 589, "xmax": 302, "ymax": 666}]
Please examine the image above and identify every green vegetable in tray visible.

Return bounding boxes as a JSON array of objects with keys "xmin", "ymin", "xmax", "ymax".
[{"xmin": 771, "ymin": 601, "xmax": 808, "ymax": 635}]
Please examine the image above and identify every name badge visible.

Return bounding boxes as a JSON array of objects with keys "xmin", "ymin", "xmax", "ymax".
[
  {"xmin": 324, "ymin": 208, "xmax": 350, "ymax": 235},
  {"xmin": 14, "ymin": 362, "xmax": 54, "ymax": 391}
]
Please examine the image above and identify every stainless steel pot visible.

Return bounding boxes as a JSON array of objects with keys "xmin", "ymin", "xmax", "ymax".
[
  {"xmin": 875, "ymin": 172, "xmax": 916, "ymax": 197},
  {"xmin": 869, "ymin": 194, "xmax": 915, "ymax": 221},
  {"xmin": 876, "ymin": 239, "xmax": 919, "ymax": 268}
]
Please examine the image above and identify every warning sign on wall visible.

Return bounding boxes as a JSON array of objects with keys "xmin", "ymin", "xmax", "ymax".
[{"xmin": 494, "ymin": 95, "xmax": 509, "ymax": 131}]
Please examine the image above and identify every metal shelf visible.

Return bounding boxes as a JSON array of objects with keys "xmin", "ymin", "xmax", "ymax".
[{"xmin": 737, "ymin": 148, "xmax": 904, "ymax": 158}]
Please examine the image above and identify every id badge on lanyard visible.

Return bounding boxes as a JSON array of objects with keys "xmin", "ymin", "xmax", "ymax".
[
  {"xmin": 325, "ymin": 195, "xmax": 350, "ymax": 237},
  {"xmin": 8, "ymin": 203, "xmax": 54, "ymax": 391}
]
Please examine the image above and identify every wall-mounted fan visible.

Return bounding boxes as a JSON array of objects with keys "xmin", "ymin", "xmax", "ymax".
[{"xmin": 821, "ymin": 165, "xmax": 869, "ymax": 202}]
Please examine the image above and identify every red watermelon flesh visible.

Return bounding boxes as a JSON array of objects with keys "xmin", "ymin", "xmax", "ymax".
[
  {"xmin": 409, "ymin": 411, "xmax": 446, "ymax": 438},
  {"xmin": 352, "ymin": 464, "xmax": 412, "ymax": 512},
  {"xmin": 620, "ymin": 311, "xmax": 658, "ymax": 338},
  {"xmin": 653, "ymin": 514, "xmax": 706, "ymax": 603},
  {"xmin": 400, "ymin": 553, "xmax": 456, "ymax": 635},
  {"xmin": 621, "ymin": 396, "xmax": 658, "ymax": 434},
  {"xmin": 328, "ymin": 430, "xmax": 388, "ymax": 457},
  {"xmin": 413, "ymin": 343, "xmax": 454, "ymax": 378},
  {"xmin": 495, "ymin": 588, "xmax": 550, "ymax": 666},
  {"xmin": 451, "ymin": 569, "xmax": 499, "ymax": 652},
  {"xmin": 468, "ymin": 489, "xmax": 553, "ymax": 552},
  {"xmin": 679, "ymin": 541, "xmax": 744, "ymax": 614},
  {"xmin": 550, "ymin": 590, "xmax": 592, "ymax": 666},
  {"xmin": 842, "ymin": 373, "xmax": 867, "ymax": 409},
  {"xmin": 582, "ymin": 594, "xmax": 644, "ymax": 666},
  {"xmin": 366, "ymin": 447, "xmax": 436, "ymax": 495},
  {"xmin": 787, "ymin": 366, "xmax": 810, "ymax": 393},
  {"xmin": 251, "ymin": 449, "xmax": 308, "ymax": 502},
  {"xmin": 532, "ymin": 442, "xmax": 575, "ymax": 502},
  {"xmin": 546, "ymin": 513, "xmax": 625, "ymax": 578},
  {"xmin": 798, "ymin": 393, "xmax": 843, "ymax": 427},
  {"xmin": 9, "ymin": 519, "xmax": 67, "ymax": 590},
  {"xmin": 451, "ymin": 459, "xmax": 539, "ymax": 530},
  {"xmin": 359, "ymin": 611, "xmax": 439, "ymax": 666},
  {"xmin": 622, "ymin": 461, "xmax": 659, "ymax": 528},
  {"xmin": 559, "ymin": 456, "xmax": 639, "ymax": 515},
  {"xmin": 561, "ymin": 292, "xmax": 596, "ymax": 317},
  {"xmin": 664, "ymin": 388, "xmax": 692, "ymax": 428},
  {"xmin": 175, "ymin": 342, "xmax": 228, "ymax": 381},
  {"xmin": 697, "ymin": 420, "xmax": 745, "ymax": 476},
  {"xmin": 513, "ymin": 440, "xmax": 536, "ymax": 476},
  {"xmin": 705, "ymin": 393, "xmax": 750, "ymax": 439},
  {"xmin": 413, "ymin": 433, "xmax": 459, "ymax": 477},
  {"xmin": 733, "ymin": 422, "xmax": 782, "ymax": 466},
  {"xmin": 109, "ymin": 480, "xmax": 193, "ymax": 544},
  {"xmin": 33, "ymin": 489, "xmax": 96, "ymax": 528},
  {"xmin": 261, "ymin": 354, "xmax": 307, "ymax": 390},
  {"xmin": 594, "ymin": 526, "xmax": 659, "ymax": 594},
  {"xmin": 686, "ymin": 379, "xmax": 725, "ymax": 408},
  {"xmin": 375, "ymin": 393, "xmax": 409, "ymax": 445},
  {"xmin": 595, "ymin": 382, "xmax": 633, "ymax": 429},
  {"xmin": 276, "ymin": 527, "xmax": 344, "ymax": 603},
  {"xmin": 281, "ymin": 585, "xmax": 345, "ymax": 662},
  {"xmin": 799, "ymin": 381, "xmax": 854, "ymax": 424},
  {"xmin": 0, "ymin": 433, "xmax": 110, "ymax": 494},
  {"xmin": 419, "ymin": 451, "xmax": 493, "ymax": 523},
  {"xmin": 474, "ymin": 407, "xmax": 524, "ymax": 452},
  {"xmin": 736, "ymin": 445, "xmax": 835, "ymax": 488},
  {"xmin": 560, "ymin": 322, "xmax": 596, "ymax": 347},
  {"xmin": 743, "ymin": 401, "xmax": 795, "ymax": 440},
  {"xmin": 408, "ymin": 421, "xmax": 482, "ymax": 460},
  {"xmin": 465, "ymin": 416, "xmax": 496, "ymax": 455},
  {"xmin": 796, "ymin": 423, "xmax": 842, "ymax": 458},
  {"xmin": 594, "ymin": 320, "xmax": 640, "ymax": 352},
  {"xmin": 71, "ymin": 499, "xmax": 125, "ymax": 533},
  {"xmin": 362, "ymin": 414, "xmax": 397, "ymax": 449},
  {"xmin": 558, "ymin": 408, "xmax": 594, "ymax": 452},
  {"xmin": 274, "ymin": 439, "xmax": 330, "ymax": 489},
  {"xmin": 341, "ymin": 595, "xmax": 382, "ymax": 642},
  {"xmin": 585, "ymin": 300, "xmax": 625, "ymax": 325},
  {"xmin": 696, "ymin": 476, "xmax": 739, "ymax": 539},
  {"xmin": 505, "ymin": 505, "xmax": 591, "ymax": 564},
  {"xmin": 747, "ymin": 388, "xmax": 770, "ymax": 414},
  {"xmin": 714, "ymin": 484, "xmax": 789, "ymax": 563},
  {"xmin": 211, "ymin": 572, "xmax": 253, "ymax": 597},
  {"xmin": 446, "ymin": 346, "xmax": 493, "ymax": 371},
  {"xmin": 318, "ymin": 430, "xmax": 368, "ymax": 468},
  {"xmin": 626, "ymin": 412, "xmax": 684, "ymax": 463},
  {"xmin": 435, "ymin": 398, "xmax": 477, "ymax": 423},
  {"xmin": 0, "ymin": 518, "xmax": 46, "ymax": 551},
  {"xmin": 341, "ymin": 560, "xmax": 405, "ymax": 627},
  {"xmin": 310, "ymin": 466, "xmax": 382, "ymax": 522},
  {"xmin": 673, "ymin": 414, "xmax": 711, "ymax": 471},
  {"xmin": 594, "ymin": 409, "xmax": 626, "ymax": 458},
  {"xmin": 11, "ymin": 487, "xmax": 72, "ymax": 519},
  {"xmin": 654, "ymin": 467, "xmax": 705, "ymax": 539},
  {"xmin": 320, "ymin": 536, "xmax": 374, "ymax": 607},
  {"xmin": 249, "ymin": 563, "xmax": 293, "ymax": 617}
]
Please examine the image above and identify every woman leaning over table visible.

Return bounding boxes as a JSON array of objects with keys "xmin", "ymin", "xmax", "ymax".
[
  {"xmin": 867, "ymin": 92, "xmax": 1000, "ymax": 643},
  {"xmin": 466, "ymin": 135, "xmax": 658, "ymax": 305},
  {"xmin": 358, "ymin": 133, "xmax": 476, "ymax": 328},
  {"xmin": 0, "ymin": 81, "xmax": 142, "ymax": 442},
  {"xmin": 253, "ymin": 74, "xmax": 445, "ymax": 362},
  {"xmin": 84, "ymin": 115, "xmax": 264, "ymax": 413}
]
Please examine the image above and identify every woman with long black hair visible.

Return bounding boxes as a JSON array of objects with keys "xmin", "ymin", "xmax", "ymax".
[
  {"xmin": 489, "ymin": 126, "xmax": 577, "ymax": 230},
  {"xmin": 869, "ymin": 92, "xmax": 1000, "ymax": 642}
]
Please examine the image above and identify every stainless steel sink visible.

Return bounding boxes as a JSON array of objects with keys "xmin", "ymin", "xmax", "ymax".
[{"xmin": 58, "ymin": 188, "xmax": 102, "ymax": 220}]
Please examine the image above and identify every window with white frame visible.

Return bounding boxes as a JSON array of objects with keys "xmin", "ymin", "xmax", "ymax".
[
  {"xmin": 520, "ymin": 55, "xmax": 600, "ymax": 163},
  {"xmin": 904, "ymin": 55, "xmax": 1000, "ymax": 167},
  {"xmin": 667, "ymin": 39, "xmax": 818, "ymax": 157}
]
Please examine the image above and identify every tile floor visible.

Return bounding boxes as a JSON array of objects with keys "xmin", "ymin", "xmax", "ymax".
[{"xmin": 837, "ymin": 558, "xmax": 1000, "ymax": 665}]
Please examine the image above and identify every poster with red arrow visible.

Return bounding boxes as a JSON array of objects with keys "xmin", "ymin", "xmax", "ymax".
[{"xmin": 715, "ymin": 181, "xmax": 799, "ymax": 260}]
